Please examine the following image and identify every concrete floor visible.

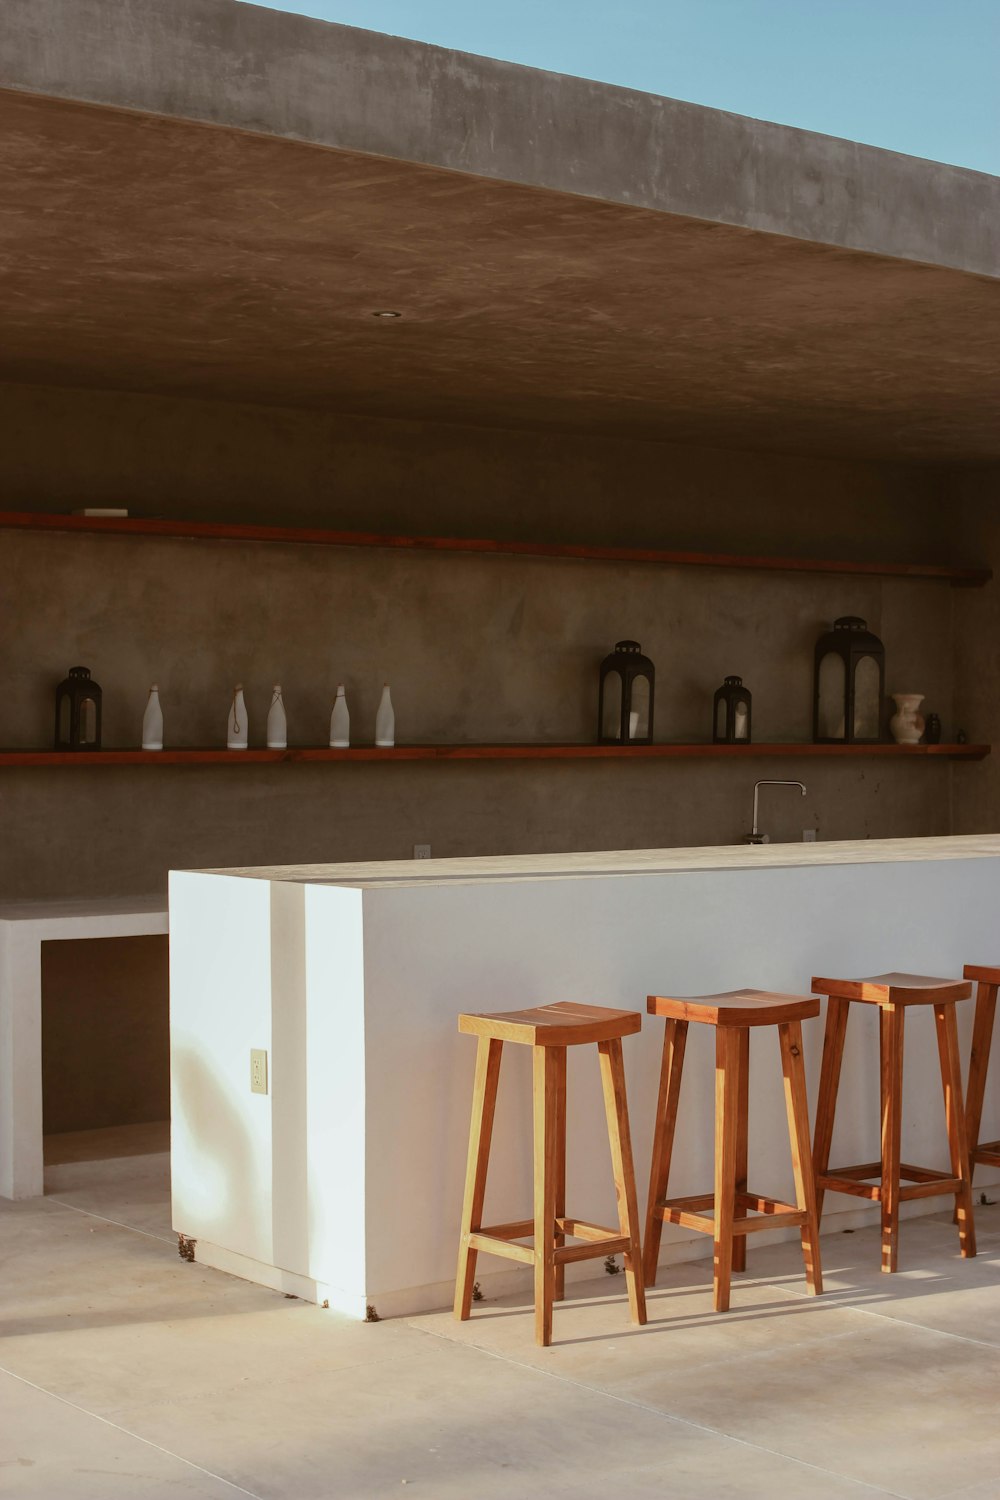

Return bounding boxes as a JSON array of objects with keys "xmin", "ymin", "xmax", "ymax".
[{"xmin": 2, "ymin": 1157, "xmax": 999, "ymax": 1499}]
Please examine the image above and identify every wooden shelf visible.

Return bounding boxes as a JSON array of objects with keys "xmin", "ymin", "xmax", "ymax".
[
  {"xmin": 0, "ymin": 743, "xmax": 988, "ymax": 767},
  {"xmin": 0, "ymin": 511, "xmax": 989, "ymax": 587}
]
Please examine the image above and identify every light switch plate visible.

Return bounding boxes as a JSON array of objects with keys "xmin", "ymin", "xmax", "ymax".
[{"xmin": 250, "ymin": 1048, "xmax": 268, "ymax": 1095}]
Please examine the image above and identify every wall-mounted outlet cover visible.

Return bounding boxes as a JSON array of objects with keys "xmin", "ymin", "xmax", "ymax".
[
  {"xmin": 250, "ymin": 1048, "xmax": 268, "ymax": 1095},
  {"xmin": 802, "ymin": 829, "xmax": 818, "ymax": 842},
  {"xmin": 413, "ymin": 844, "xmax": 431, "ymax": 859}
]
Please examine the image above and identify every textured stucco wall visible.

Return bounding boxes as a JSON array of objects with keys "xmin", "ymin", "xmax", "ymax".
[
  {"xmin": 953, "ymin": 467, "xmax": 1000, "ymax": 837},
  {"xmin": 42, "ymin": 935, "xmax": 169, "ymax": 1132},
  {"xmin": 0, "ymin": 383, "xmax": 971, "ymax": 901},
  {"xmin": 3, "ymin": 0, "xmax": 997, "ymax": 277},
  {"xmin": 2, "ymin": 382, "xmax": 955, "ymax": 555}
]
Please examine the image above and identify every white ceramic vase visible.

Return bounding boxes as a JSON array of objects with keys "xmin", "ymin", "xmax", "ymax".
[
  {"xmin": 889, "ymin": 693, "xmax": 925, "ymax": 745},
  {"xmin": 266, "ymin": 686, "xmax": 287, "ymax": 749},
  {"xmin": 228, "ymin": 684, "xmax": 249, "ymax": 749},
  {"xmin": 375, "ymin": 684, "xmax": 395, "ymax": 748},
  {"xmin": 141, "ymin": 685, "xmax": 163, "ymax": 750},
  {"xmin": 330, "ymin": 684, "xmax": 350, "ymax": 747}
]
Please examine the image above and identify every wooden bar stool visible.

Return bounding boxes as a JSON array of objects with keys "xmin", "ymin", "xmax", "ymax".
[
  {"xmin": 643, "ymin": 990, "xmax": 823, "ymax": 1312},
  {"xmin": 454, "ymin": 1001, "xmax": 646, "ymax": 1347},
  {"xmin": 811, "ymin": 972, "xmax": 976, "ymax": 1272},
  {"xmin": 962, "ymin": 964, "xmax": 1000, "ymax": 1184}
]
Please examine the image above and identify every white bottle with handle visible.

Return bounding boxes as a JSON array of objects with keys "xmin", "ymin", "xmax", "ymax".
[
  {"xmin": 141, "ymin": 685, "xmax": 163, "ymax": 751},
  {"xmin": 228, "ymin": 684, "xmax": 249, "ymax": 750},
  {"xmin": 330, "ymin": 684, "xmax": 350, "ymax": 747},
  {"xmin": 375, "ymin": 684, "xmax": 395, "ymax": 747},
  {"xmin": 267, "ymin": 685, "xmax": 287, "ymax": 749}
]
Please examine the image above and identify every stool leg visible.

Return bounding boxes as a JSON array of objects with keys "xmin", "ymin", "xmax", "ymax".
[
  {"xmin": 966, "ymin": 982, "xmax": 998, "ymax": 1183},
  {"xmin": 643, "ymin": 1018, "xmax": 688, "ymax": 1288},
  {"xmin": 779, "ymin": 1019, "xmax": 823, "ymax": 1296},
  {"xmin": 598, "ymin": 1037, "xmax": 647, "ymax": 1325},
  {"xmin": 454, "ymin": 1037, "xmax": 503, "ymax": 1320},
  {"xmin": 714, "ymin": 1027, "xmax": 740, "ymax": 1312},
  {"xmin": 732, "ymin": 1029, "xmax": 750, "ymax": 1275},
  {"xmin": 880, "ymin": 1003, "xmax": 904, "ymax": 1273},
  {"xmin": 533, "ymin": 1045, "xmax": 558, "ymax": 1346},
  {"xmin": 553, "ymin": 1047, "xmax": 568, "ymax": 1301},
  {"xmin": 812, "ymin": 996, "xmax": 849, "ymax": 1225},
  {"xmin": 935, "ymin": 1002, "xmax": 977, "ymax": 1259}
]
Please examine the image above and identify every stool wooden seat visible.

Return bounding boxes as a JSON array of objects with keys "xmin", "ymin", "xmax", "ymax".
[
  {"xmin": 962, "ymin": 964, "xmax": 1000, "ymax": 1180},
  {"xmin": 643, "ymin": 989, "xmax": 823, "ymax": 1312},
  {"xmin": 454, "ymin": 1001, "xmax": 646, "ymax": 1347},
  {"xmin": 811, "ymin": 972, "xmax": 976, "ymax": 1272}
]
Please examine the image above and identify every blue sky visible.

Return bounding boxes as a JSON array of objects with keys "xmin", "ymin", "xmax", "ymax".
[{"xmin": 246, "ymin": 0, "xmax": 999, "ymax": 174}]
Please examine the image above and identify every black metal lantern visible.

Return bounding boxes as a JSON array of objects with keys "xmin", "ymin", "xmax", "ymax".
[
  {"xmin": 713, "ymin": 675, "xmax": 752, "ymax": 744},
  {"xmin": 812, "ymin": 617, "xmax": 885, "ymax": 744},
  {"xmin": 54, "ymin": 665, "xmax": 102, "ymax": 751},
  {"xmin": 598, "ymin": 640, "xmax": 655, "ymax": 744}
]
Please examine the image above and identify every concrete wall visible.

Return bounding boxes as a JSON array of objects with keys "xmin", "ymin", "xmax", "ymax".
[
  {"xmin": 953, "ymin": 466, "xmax": 1000, "ymax": 836},
  {"xmin": 41, "ymin": 935, "xmax": 169, "ymax": 1133},
  {"xmin": 6, "ymin": 0, "xmax": 998, "ymax": 277},
  {"xmin": 0, "ymin": 382, "xmax": 978, "ymax": 902}
]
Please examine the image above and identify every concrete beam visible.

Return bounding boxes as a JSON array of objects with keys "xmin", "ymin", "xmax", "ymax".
[{"xmin": 2, "ymin": 0, "xmax": 997, "ymax": 278}]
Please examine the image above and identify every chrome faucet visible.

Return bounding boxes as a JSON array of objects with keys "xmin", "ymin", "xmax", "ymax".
[{"xmin": 745, "ymin": 780, "xmax": 807, "ymax": 844}]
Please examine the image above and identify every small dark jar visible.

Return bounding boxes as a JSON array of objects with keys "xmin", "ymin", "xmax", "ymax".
[
  {"xmin": 713, "ymin": 675, "xmax": 752, "ymax": 744},
  {"xmin": 598, "ymin": 640, "xmax": 655, "ymax": 744},
  {"xmin": 54, "ymin": 666, "xmax": 103, "ymax": 751}
]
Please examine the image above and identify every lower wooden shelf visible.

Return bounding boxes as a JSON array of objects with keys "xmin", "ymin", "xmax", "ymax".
[{"xmin": 0, "ymin": 742, "xmax": 988, "ymax": 766}]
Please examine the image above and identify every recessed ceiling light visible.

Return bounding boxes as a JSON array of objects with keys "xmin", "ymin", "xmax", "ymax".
[{"xmin": 372, "ymin": 309, "xmax": 402, "ymax": 319}]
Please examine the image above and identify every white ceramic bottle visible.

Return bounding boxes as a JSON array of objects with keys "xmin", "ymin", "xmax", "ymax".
[
  {"xmin": 889, "ymin": 693, "xmax": 925, "ymax": 745},
  {"xmin": 228, "ymin": 684, "xmax": 249, "ymax": 750},
  {"xmin": 330, "ymin": 684, "xmax": 350, "ymax": 748},
  {"xmin": 375, "ymin": 684, "xmax": 395, "ymax": 747},
  {"xmin": 267, "ymin": 685, "xmax": 287, "ymax": 749},
  {"xmin": 141, "ymin": 685, "xmax": 163, "ymax": 751}
]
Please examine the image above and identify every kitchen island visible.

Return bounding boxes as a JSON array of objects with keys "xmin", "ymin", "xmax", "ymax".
[{"xmin": 169, "ymin": 837, "xmax": 1000, "ymax": 1317}]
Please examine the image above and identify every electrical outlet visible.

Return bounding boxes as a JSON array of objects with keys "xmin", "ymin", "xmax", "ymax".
[
  {"xmin": 250, "ymin": 1048, "xmax": 268, "ymax": 1095},
  {"xmin": 413, "ymin": 844, "xmax": 431, "ymax": 859},
  {"xmin": 802, "ymin": 829, "xmax": 818, "ymax": 842}
]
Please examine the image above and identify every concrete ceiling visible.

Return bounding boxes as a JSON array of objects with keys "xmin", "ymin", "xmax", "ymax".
[{"xmin": 1, "ymin": 87, "xmax": 997, "ymax": 461}]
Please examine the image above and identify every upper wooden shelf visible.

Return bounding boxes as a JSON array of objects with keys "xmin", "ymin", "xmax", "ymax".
[
  {"xmin": 0, "ymin": 511, "xmax": 990, "ymax": 587},
  {"xmin": 0, "ymin": 743, "xmax": 988, "ymax": 767}
]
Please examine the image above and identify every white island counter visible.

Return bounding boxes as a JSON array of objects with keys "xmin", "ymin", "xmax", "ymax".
[{"xmin": 169, "ymin": 837, "xmax": 1000, "ymax": 1318}]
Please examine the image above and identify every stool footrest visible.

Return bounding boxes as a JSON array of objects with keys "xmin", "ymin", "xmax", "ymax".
[
  {"xmin": 555, "ymin": 1217, "xmax": 622, "ymax": 1242},
  {"xmin": 899, "ymin": 1176, "xmax": 964, "ymax": 1201},
  {"xmin": 898, "ymin": 1162, "xmax": 959, "ymax": 1185},
  {"xmin": 554, "ymin": 1235, "xmax": 631, "ymax": 1265},
  {"xmin": 477, "ymin": 1219, "xmax": 535, "ymax": 1240},
  {"xmin": 820, "ymin": 1162, "xmax": 966, "ymax": 1203},
  {"xmin": 972, "ymin": 1139, "xmax": 1000, "ymax": 1168},
  {"xmin": 738, "ymin": 1192, "xmax": 800, "ymax": 1217},
  {"xmin": 824, "ymin": 1161, "xmax": 882, "ymax": 1181},
  {"xmin": 467, "ymin": 1231, "xmax": 535, "ymax": 1265},
  {"xmin": 468, "ymin": 1218, "xmax": 631, "ymax": 1268},
  {"xmin": 817, "ymin": 1171, "xmax": 880, "ymax": 1200},
  {"xmin": 656, "ymin": 1190, "xmax": 807, "ymax": 1236}
]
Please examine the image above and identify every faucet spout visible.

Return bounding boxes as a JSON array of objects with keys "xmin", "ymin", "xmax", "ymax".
[{"xmin": 747, "ymin": 779, "xmax": 807, "ymax": 844}]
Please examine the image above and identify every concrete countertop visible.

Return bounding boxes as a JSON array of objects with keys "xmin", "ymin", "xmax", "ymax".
[{"xmin": 195, "ymin": 834, "xmax": 1000, "ymax": 891}]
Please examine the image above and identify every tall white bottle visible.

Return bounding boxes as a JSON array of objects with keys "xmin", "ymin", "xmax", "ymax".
[
  {"xmin": 267, "ymin": 685, "xmax": 287, "ymax": 749},
  {"xmin": 228, "ymin": 684, "xmax": 248, "ymax": 749},
  {"xmin": 330, "ymin": 684, "xmax": 350, "ymax": 747},
  {"xmin": 375, "ymin": 683, "xmax": 395, "ymax": 748},
  {"xmin": 141, "ymin": 684, "xmax": 163, "ymax": 750}
]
